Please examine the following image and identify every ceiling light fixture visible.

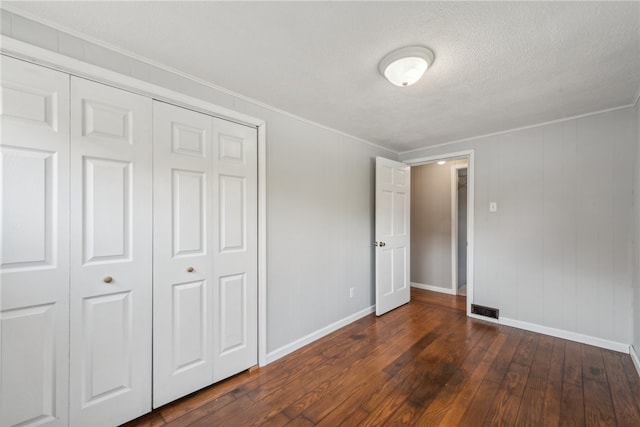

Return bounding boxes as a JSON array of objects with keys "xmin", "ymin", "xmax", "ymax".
[
  {"xmin": 379, "ymin": 46, "xmax": 435, "ymax": 87},
  {"xmin": 437, "ymin": 160, "xmax": 446, "ymax": 165}
]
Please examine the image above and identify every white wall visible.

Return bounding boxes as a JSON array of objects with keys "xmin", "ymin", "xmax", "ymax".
[
  {"xmin": 401, "ymin": 107, "xmax": 637, "ymax": 345},
  {"xmin": 0, "ymin": 10, "xmax": 397, "ymax": 355},
  {"xmin": 263, "ymin": 112, "xmax": 391, "ymax": 351}
]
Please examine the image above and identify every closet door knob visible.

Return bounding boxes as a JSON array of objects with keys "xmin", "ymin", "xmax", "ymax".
[
  {"xmin": 187, "ymin": 267, "xmax": 194, "ymax": 273},
  {"xmin": 103, "ymin": 276, "xmax": 113, "ymax": 284}
]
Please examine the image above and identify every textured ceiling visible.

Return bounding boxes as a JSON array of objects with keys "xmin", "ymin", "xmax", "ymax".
[{"xmin": 6, "ymin": 1, "xmax": 640, "ymax": 152}]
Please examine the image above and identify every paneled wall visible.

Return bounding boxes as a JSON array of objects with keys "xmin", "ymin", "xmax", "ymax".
[
  {"xmin": 0, "ymin": 9, "xmax": 396, "ymax": 355},
  {"xmin": 401, "ymin": 107, "xmax": 637, "ymax": 345}
]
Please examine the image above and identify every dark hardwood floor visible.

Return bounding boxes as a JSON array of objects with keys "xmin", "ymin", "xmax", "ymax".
[{"xmin": 124, "ymin": 289, "xmax": 640, "ymax": 426}]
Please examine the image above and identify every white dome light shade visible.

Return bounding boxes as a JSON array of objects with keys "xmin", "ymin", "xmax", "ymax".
[
  {"xmin": 379, "ymin": 47, "xmax": 435, "ymax": 87},
  {"xmin": 384, "ymin": 57, "xmax": 428, "ymax": 87}
]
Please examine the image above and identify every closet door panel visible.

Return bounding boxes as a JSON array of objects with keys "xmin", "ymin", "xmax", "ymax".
[
  {"xmin": 212, "ymin": 118, "xmax": 258, "ymax": 382},
  {"xmin": 153, "ymin": 102, "xmax": 213, "ymax": 408},
  {"xmin": 0, "ymin": 56, "xmax": 69, "ymax": 427},
  {"xmin": 83, "ymin": 156, "xmax": 132, "ymax": 262},
  {"xmin": 70, "ymin": 77, "xmax": 152, "ymax": 426},
  {"xmin": 2, "ymin": 147, "xmax": 55, "ymax": 270}
]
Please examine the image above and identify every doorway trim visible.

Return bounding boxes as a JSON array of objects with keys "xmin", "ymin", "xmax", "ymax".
[
  {"xmin": 451, "ymin": 163, "xmax": 468, "ymax": 296},
  {"xmin": 403, "ymin": 149, "xmax": 475, "ymax": 316}
]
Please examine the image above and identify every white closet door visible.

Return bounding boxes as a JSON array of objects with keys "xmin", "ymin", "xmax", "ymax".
[
  {"xmin": 69, "ymin": 77, "xmax": 152, "ymax": 426},
  {"xmin": 211, "ymin": 117, "xmax": 258, "ymax": 382},
  {"xmin": 153, "ymin": 101, "xmax": 213, "ymax": 408},
  {"xmin": 0, "ymin": 56, "xmax": 70, "ymax": 427}
]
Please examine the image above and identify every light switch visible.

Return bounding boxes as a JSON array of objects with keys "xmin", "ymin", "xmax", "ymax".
[{"xmin": 489, "ymin": 202, "xmax": 498, "ymax": 212}]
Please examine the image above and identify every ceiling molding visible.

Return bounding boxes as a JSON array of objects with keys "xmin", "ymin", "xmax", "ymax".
[{"xmin": 399, "ymin": 102, "xmax": 638, "ymax": 156}]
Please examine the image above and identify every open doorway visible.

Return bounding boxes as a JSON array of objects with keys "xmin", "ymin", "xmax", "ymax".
[{"xmin": 405, "ymin": 150, "xmax": 474, "ymax": 314}]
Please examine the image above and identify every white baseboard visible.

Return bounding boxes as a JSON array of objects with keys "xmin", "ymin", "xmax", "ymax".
[
  {"xmin": 411, "ymin": 282, "xmax": 457, "ymax": 295},
  {"xmin": 498, "ymin": 317, "xmax": 629, "ymax": 354},
  {"xmin": 631, "ymin": 345, "xmax": 640, "ymax": 378},
  {"xmin": 265, "ymin": 305, "xmax": 375, "ymax": 364}
]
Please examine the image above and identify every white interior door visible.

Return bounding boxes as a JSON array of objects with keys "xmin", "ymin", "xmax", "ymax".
[
  {"xmin": 153, "ymin": 101, "xmax": 214, "ymax": 408},
  {"xmin": 69, "ymin": 77, "xmax": 152, "ymax": 426},
  {"xmin": 375, "ymin": 156, "xmax": 411, "ymax": 316},
  {"xmin": 1, "ymin": 56, "xmax": 70, "ymax": 427},
  {"xmin": 211, "ymin": 117, "xmax": 258, "ymax": 382}
]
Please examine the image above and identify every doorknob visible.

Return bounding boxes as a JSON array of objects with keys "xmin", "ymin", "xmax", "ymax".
[
  {"xmin": 374, "ymin": 242, "xmax": 379, "ymax": 247},
  {"xmin": 379, "ymin": 242, "xmax": 386, "ymax": 247},
  {"xmin": 103, "ymin": 276, "xmax": 113, "ymax": 284},
  {"xmin": 187, "ymin": 267, "xmax": 194, "ymax": 273}
]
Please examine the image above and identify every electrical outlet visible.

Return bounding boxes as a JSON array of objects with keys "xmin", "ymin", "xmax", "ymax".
[
  {"xmin": 489, "ymin": 202, "xmax": 498, "ymax": 212},
  {"xmin": 349, "ymin": 287, "xmax": 354, "ymax": 298}
]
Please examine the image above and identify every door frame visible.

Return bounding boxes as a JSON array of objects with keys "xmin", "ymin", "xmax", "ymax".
[
  {"xmin": 1, "ymin": 36, "xmax": 270, "ymax": 367},
  {"xmin": 451, "ymin": 163, "xmax": 468, "ymax": 295},
  {"xmin": 404, "ymin": 149, "xmax": 475, "ymax": 316}
]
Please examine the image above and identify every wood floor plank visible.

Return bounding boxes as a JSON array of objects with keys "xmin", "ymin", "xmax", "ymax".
[
  {"xmin": 412, "ymin": 324, "xmax": 499, "ymax": 425},
  {"xmin": 437, "ymin": 331, "xmax": 508, "ymax": 426},
  {"xmin": 481, "ymin": 362, "xmax": 533, "ymax": 426},
  {"xmin": 121, "ymin": 412, "xmax": 165, "ymax": 427},
  {"xmin": 177, "ymin": 395, "xmax": 262, "ymax": 427},
  {"xmin": 358, "ymin": 312, "xmax": 472, "ymax": 425},
  {"xmin": 582, "ymin": 345, "xmax": 617, "ymax": 426},
  {"xmin": 457, "ymin": 378, "xmax": 502, "ymax": 426},
  {"xmin": 122, "ymin": 289, "xmax": 640, "ymax": 427},
  {"xmin": 483, "ymin": 328, "xmax": 525, "ymax": 384},
  {"xmin": 247, "ymin": 306, "xmax": 424, "ymax": 407},
  {"xmin": 155, "ymin": 373, "xmax": 246, "ymax": 423},
  {"xmin": 252, "ymin": 307, "xmax": 443, "ymax": 425},
  {"xmin": 481, "ymin": 332, "xmax": 540, "ymax": 426},
  {"xmin": 559, "ymin": 380, "xmax": 585, "ymax": 427},
  {"xmin": 313, "ymin": 377, "xmax": 380, "ymax": 426},
  {"xmin": 384, "ymin": 317, "xmax": 492, "ymax": 425},
  {"xmin": 258, "ymin": 413, "xmax": 292, "ymax": 427},
  {"xmin": 161, "ymin": 394, "xmax": 238, "ymax": 427},
  {"xmin": 541, "ymin": 338, "xmax": 565, "ymax": 426},
  {"xmin": 283, "ymin": 415, "xmax": 315, "ymax": 427},
  {"xmin": 563, "ymin": 340, "xmax": 584, "ymax": 386},
  {"xmin": 308, "ymin": 323, "xmax": 434, "ymax": 423},
  {"xmin": 334, "ymin": 407, "xmax": 370, "ymax": 427},
  {"xmin": 620, "ymin": 351, "xmax": 640, "ymax": 401},
  {"xmin": 277, "ymin": 312, "xmax": 443, "ymax": 424},
  {"xmin": 514, "ymin": 334, "xmax": 555, "ymax": 426},
  {"xmin": 357, "ymin": 311, "xmax": 459, "ymax": 416},
  {"xmin": 601, "ymin": 350, "xmax": 640, "ymax": 426}
]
